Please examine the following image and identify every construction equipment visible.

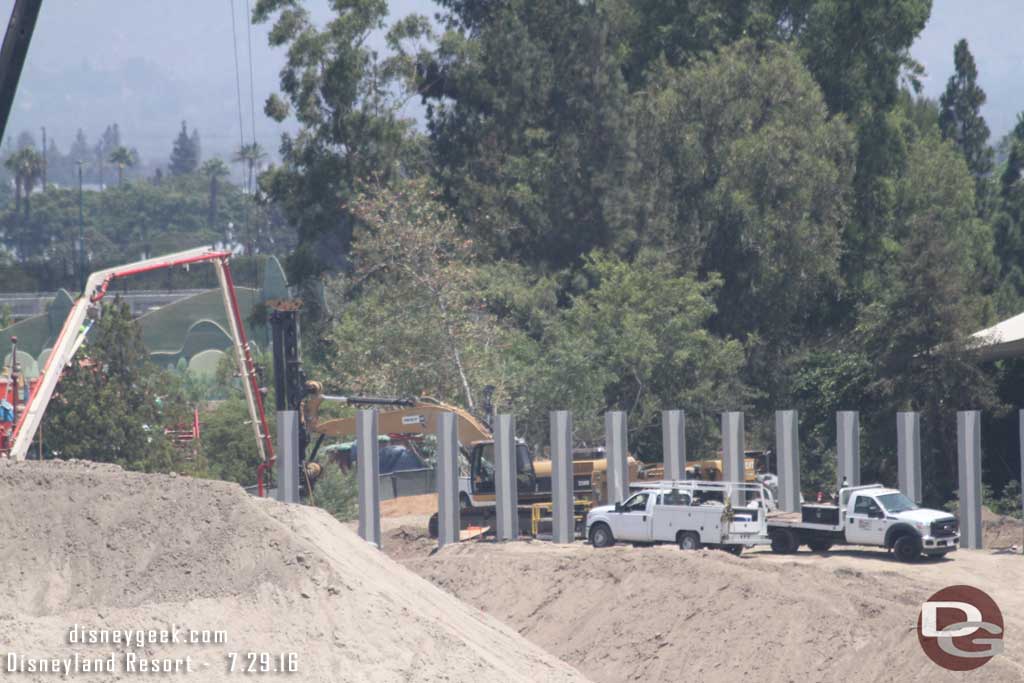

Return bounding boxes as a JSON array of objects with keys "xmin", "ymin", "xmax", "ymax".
[
  {"xmin": 1, "ymin": 247, "xmax": 274, "ymax": 467},
  {"xmin": 302, "ymin": 386, "xmax": 640, "ymax": 536}
]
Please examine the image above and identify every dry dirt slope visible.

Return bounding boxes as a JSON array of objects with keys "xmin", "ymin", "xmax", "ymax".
[
  {"xmin": 0, "ymin": 461, "xmax": 587, "ymax": 682},
  {"xmin": 387, "ymin": 526, "xmax": 1024, "ymax": 683}
]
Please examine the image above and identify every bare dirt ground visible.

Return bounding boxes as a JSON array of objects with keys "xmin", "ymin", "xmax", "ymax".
[
  {"xmin": 983, "ymin": 506, "xmax": 1024, "ymax": 549},
  {"xmin": 383, "ymin": 521, "xmax": 1024, "ymax": 683},
  {"xmin": 0, "ymin": 461, "xmax": 586, "ymax": 682}
]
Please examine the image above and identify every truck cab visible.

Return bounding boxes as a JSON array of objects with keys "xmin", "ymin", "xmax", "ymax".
[{"xmin": 767, "ymin": 484, "xmax": 960, "ymax": 561}]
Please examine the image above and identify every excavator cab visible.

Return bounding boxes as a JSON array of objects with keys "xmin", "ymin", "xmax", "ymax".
[{"xmin": 467, "ymin": 441, "xmax": 536, "ymax": 498}]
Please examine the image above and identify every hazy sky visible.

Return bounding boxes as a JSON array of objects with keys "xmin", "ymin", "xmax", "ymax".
[{"xmin": 2, "ymin": 1, "xmax": 1021, "ymax": 167}]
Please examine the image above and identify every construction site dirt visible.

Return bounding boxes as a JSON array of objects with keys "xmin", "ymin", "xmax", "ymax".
[
  {"xmin": 378, "ymin": 514, "xmax": 1024, "ymax": 682},
  {"xmin": 0, "ymin": 461, "xmax": 585, "ymax": 682}
]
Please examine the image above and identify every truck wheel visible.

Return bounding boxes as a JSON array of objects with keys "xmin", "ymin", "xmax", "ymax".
[
  {"xmin": 428, "ymin": 513, "xmax": 439, "ymax": 539},
  {"xmin": 678, "ymin": 531, "xmax": 701, "ymax": 551},
  {"xmin": 770, "ymin": 529, "xmax": 798, "ymax": 554},
  {"xmin": 589, "ymin": 523, "xmax": 614, "ymax": 548},
  {"xmin": 459, "ymin": 492, "xmax": 472, "ymax": 510},
  {"xmin": 893, "ymin": 535, "xmax": 921, "ymax": 563},
  {"xmin": 724, "ymin": 545, "xmax": 743, "ymax": 556},
  {"xmin": 807, "ymin": 539, "xmax": 832, "ymax": 553}
]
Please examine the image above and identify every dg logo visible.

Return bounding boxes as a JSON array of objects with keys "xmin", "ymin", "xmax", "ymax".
[{"xmin": 917, "ymin": 585, "xmax": 1004, "ymax": 671}]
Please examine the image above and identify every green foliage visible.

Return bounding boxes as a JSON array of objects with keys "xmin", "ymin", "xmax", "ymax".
[
  {"xmin": 200, "ymin": 396, "xmax": 264, "ymax": 485},
  {"xmin": 939, "ymin": 40, "xmax": 993, "ymax": 181},
  {"xmin": 252, "ymin": 0, "xmax": 425, "ymax": 297},
  {"xmin": 169, "ymin": 120, "xmax": 201, "ymax": 176},
  {"xmin": 43, "ymin": 302, "xmax": 192, "ymax": 472},
  {"xmin": 312, "ymin": 464, "xmax": 359, "ymax": 522}
]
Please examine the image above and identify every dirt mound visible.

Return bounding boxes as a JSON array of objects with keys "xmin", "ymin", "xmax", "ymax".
[
  {"xmin": 387, "ymin": 532, "xmax": 1024, "ymax": 682},
  {"xmin": 983, "ymin": 506, "xmax": 1024, "ymax": 550},
  {"xmin": 0, "ymin": 460, "xmax": 585, "ymax": 682},
  {"xmin": 381, "ymin": 493, "xmax": 439, "ymax": 518}
]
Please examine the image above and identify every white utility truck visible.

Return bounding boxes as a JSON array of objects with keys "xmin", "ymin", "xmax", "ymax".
[
  {"xmin": 766, "ymin": 484, "xmax": 959, "ymax": 562},
  {"xmin": 585, "ymin": 480, "xmax": 772, "ymax": 555}
]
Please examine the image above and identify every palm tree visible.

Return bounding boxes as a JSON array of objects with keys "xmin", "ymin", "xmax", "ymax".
[
  {"xmin": 200, "ymin": 158, "xmax": 230, "ymax": 240},
  {"xmin": 108, "ymin": 146, "xmax": 135, "ymax": 186},
  {"xmin": 232, "ymin": 143, "xmax": 267, "ymax": 254},
  {"xmin": 4, "ymin": 148, "xmax": 44, "ymax": 219},
  {"xmin": 232, "ymin": 142, "xmax": 266, "ymax": 196}
]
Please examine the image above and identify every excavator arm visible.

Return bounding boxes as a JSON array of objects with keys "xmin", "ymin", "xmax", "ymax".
[{"xmin": 303, "ymin": 382, "xmax": 493, "ymax": 447}]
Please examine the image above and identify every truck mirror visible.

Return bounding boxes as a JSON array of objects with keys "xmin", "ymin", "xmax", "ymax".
[{"xmin": 614, "ymin": 502, "xmax": 622, "ymax": 513}]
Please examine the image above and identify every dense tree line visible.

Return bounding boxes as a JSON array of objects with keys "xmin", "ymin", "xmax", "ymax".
[
  {"xmin": 10, "ymin": 1, "xmax": 1023, "ymax": 510},
  {"xmin": 245, "ymin": 0, "xmax": 1024, "ymax": 507}
]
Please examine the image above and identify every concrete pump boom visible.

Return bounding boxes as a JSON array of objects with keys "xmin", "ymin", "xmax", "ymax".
[{"xmin": 4, "ymin": 247, "xmax": 274, "ymax": 464}]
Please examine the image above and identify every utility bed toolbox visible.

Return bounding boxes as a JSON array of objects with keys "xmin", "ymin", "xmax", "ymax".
[{"xmin": 801, "ymin": 504, "xmax": 840, "ymax": 525}]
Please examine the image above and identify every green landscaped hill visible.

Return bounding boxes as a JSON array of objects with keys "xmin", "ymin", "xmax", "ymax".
[{"xmin": 137, "ymin": 287, "xmax": 261, "ymax": 353}]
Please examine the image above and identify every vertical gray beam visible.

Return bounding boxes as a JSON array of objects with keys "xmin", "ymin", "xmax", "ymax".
[
  {"xmin": 775, "ymin": 410, "xmax": 800, "ymax": 513},
  {"xmin": 550, "ymin": 410, "xmax": 574, "ymax": 544},
  {"xmin": 604, "ymin": 411, "xmax": 629, "ymax": 503},
  {"xmin": 836, "ymin": 411, "xmax": 861, "ymax": 490},
  {"xmin": 957, "ymin": 411, "xmax": 982, "ymax": 550},
  {"xmin": 722, "ymin": 412, "xmax": 745, "ymax": 505},
  {"xmin": 436, "ymin": 412, "xmax": 460, "ymax": 549},
  {"xmin": 275, "ymin": 410, "xmax": 300, "ymax": 503},
  {"xmin": 494, "ymin": 413, "xmax": 518, "ymax": 542},
  {"xmin": 662, "ymin": 410, "xmax": 686, "ymax": 481},
  {"xmin": 1020, "ymin": 410, "xmax": 1024, "ymax": 522},
  {"xmin": 356, "ymin": 409, "xmax": 381, "ymax": 548},
  {"xmin": 897, "ymin": 412, "xmax": 922, "ymax": 504}
]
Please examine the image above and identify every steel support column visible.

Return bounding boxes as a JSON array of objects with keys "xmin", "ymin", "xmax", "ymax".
[
  {"xmin": 550, "ymin": 410, "xmax": 574, "ymax": 544},
  {"xmin": 957, "ymin": 411, "xmax": 982, "ymax": 550},
  {"xmin": 604, "ymin": 411, "xmax": 629, "ymax": 503},
  {"xmin": 837, "ymin": 411, "xmax": 861, "ymax": 490},
  {"xmin": 494, "ymin": 413, "xmax": 518, "ymax": 541},
  {"xmin": 897, "ymin": 412, "xmax": 922, "ymax": 504},
  {"xmin": 275, "ymin": 410, "xmax": 299, "ymax": 504},
  {"xmin": 722, "ymin": 412, "xmax": 745, "ymax": 505},
  {"xmin": 436, "ymin": 412, "xmax": 460, "ymax": 548},
  {"xmin": 662, "ymin": 410, "xmax": 686, "ymax": 481},
  {"xmin": 775, "ymin": 410, "xmax": 800, "ymax": 512},
  {"xmin": 357, "ymin": 409, "xmax": 381, "ymax": 547}
]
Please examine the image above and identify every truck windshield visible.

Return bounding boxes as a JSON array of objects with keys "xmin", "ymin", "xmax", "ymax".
[{"xmin": 877, "ymin": 492, "xmax": 917, "ymax": 513}]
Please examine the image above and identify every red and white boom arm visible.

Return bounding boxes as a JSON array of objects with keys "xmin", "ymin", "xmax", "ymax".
[{"xmin": 5, "ymin": 247, "xmax": 275, "ymax": 465}]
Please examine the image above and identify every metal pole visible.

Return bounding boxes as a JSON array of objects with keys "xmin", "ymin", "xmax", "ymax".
[
  {"xmin": 494, "ymin": 413, "xmax": 518, "ymax": 541},
  {"xmin": 275, "ymin": 410, "xmax": 299, "ymax": 503},
  {"xmin": 436, "ymin": 412, "xmax": 460, "ymax": 548},
  {"xmin": 1020, "ymin": 410, "xmax": 1024, "ymax": 522},
  {"xmin": 550, "ymin": 410, "xmax": 574, "ymax": 544},
  {"xmin": 357, "ymin": 408, "xmax": 381, "ymax": 547},
  {"xmin": 957, "ymin": 411, "xmax": 982, "ymax": 550},
  {"xmin": 836, "ymin": 411, "xmax": 861, "ymax": 490},
  {"xmin": 722, "ymin": 412, "xmax": 745, "ymax": 505},
  {"xmin": 775, "ymin": 410, "xmax": 800, "ymax": 512},
  {"xmin": 604, "ymin": 411, "xmax": 629, "ymax": 503},
  {"xmin": 661, "ymin": 410, "xmax": 686, "ymax": 481},
  {"xmin": 897, "ymin": 412, "xmax": 922, "ymax": 504}
]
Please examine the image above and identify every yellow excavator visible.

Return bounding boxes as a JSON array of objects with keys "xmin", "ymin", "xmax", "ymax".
[{"xmin": 301, "ymin": 382, "xmax": 641, "ymax": 535}]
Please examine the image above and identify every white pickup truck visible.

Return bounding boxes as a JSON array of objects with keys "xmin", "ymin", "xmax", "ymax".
[
  {"xmin": 767, "ymin": 484, "xmax": 960, "ymax": 562},
  {"xmin": 585, "ymin": 481, "xmax": 772, "ymax": 555}
]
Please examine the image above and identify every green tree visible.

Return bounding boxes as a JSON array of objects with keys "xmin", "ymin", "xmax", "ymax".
[
  {"xmin": 43, "ymin": 301, "xmax": 191, "ymax": 472},
  {"xmin": 169, "ymin": 120, "xmax": 200, "ymax": 176},
  {"xmin": 108, "ymin": 146, "xmax": 135, "ymax": 186},
  {"xmin": 201, "ymin": 158, "xmax": 231, "ymax": 240},
  {"xmin": 939, "ymin": 39, "xmax": 993, "ymax": 182},
  {"xmin": 4, "ymin": 147, "xmax": 44, "ymax": 219},
  {"xmin": 253, "ymin": 0, "xmax": 426, "ymax": 297}
]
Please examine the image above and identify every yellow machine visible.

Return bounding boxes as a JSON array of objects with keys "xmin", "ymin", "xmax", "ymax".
[{"xmin": 301, "ymin": 382, "xmax": 639, "ymax": 517}]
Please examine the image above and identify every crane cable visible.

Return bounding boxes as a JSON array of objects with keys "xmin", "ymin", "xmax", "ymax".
[{"xmin": 228, "ymin": 0, "xmax": 246, "ymax": 157}]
